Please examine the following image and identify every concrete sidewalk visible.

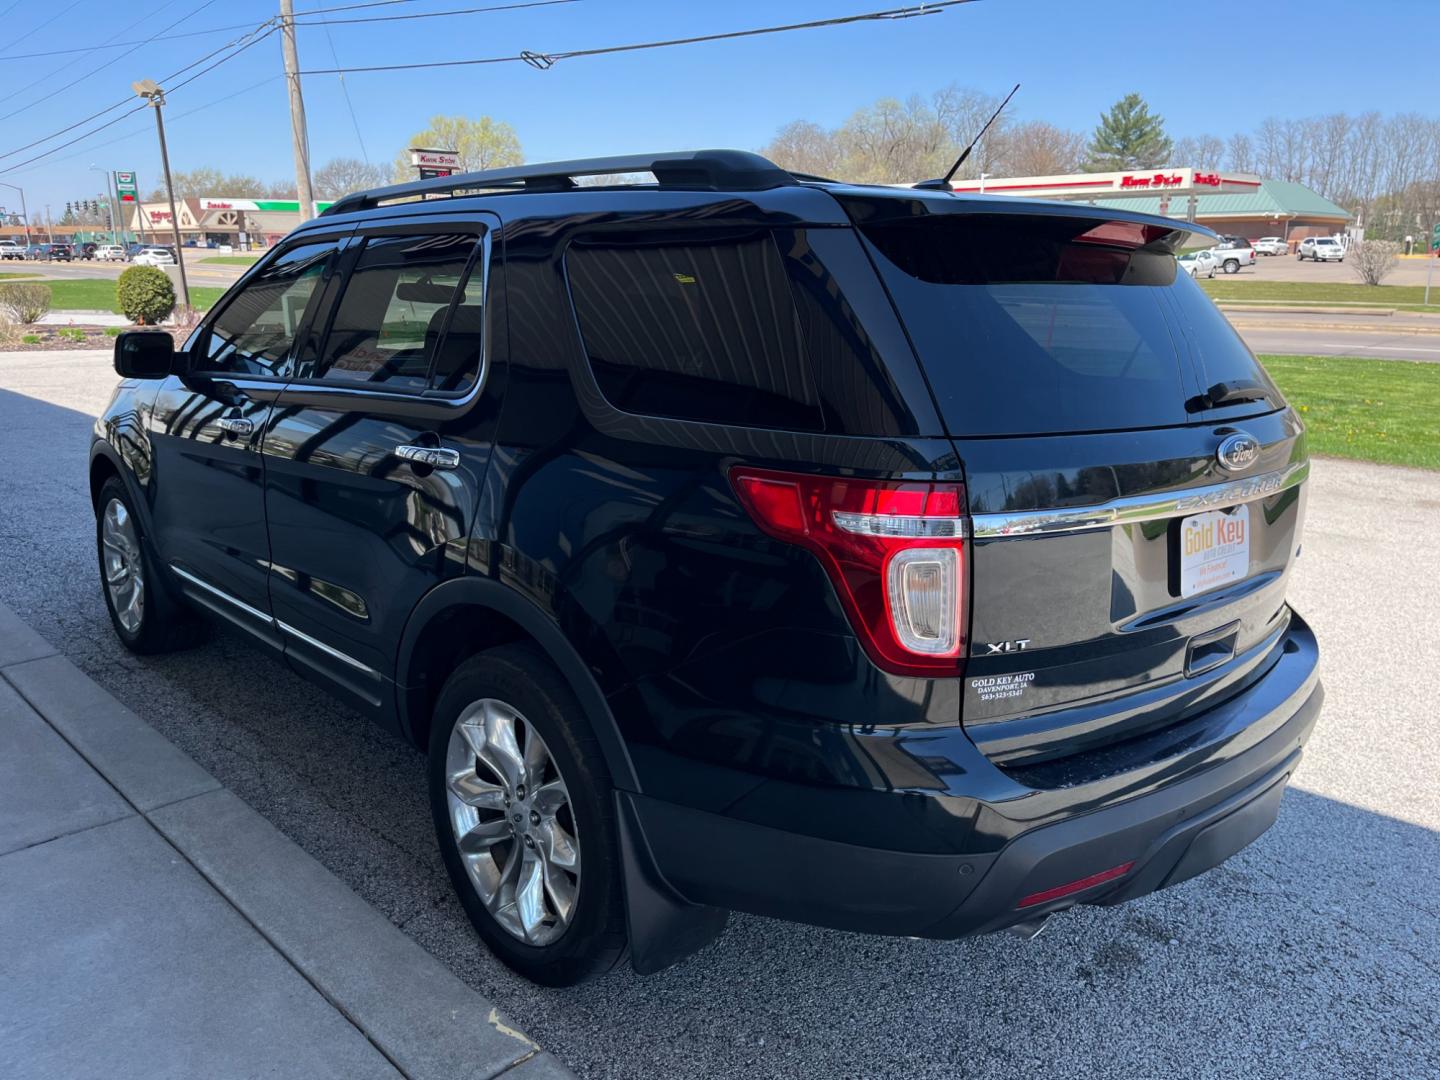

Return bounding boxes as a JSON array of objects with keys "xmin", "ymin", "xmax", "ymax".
[{"xmin": 0, "ymin": 602, "xmax": 571, "ymax": 1080}]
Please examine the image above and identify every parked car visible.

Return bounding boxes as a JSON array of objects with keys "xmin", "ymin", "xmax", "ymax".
[
  {"xmin": 22, "ymin": 243, "xmax": 46, "ymax": 260},
  {"xmin": 92, "ymin": 150, "xmax": 1322, "ymax": 986},
  {"xmin": 1253, "ymin": 237, "xmax": 1288, "ymax": 256},
  {"xmin": 1208, "ymin": 239, "xmax": 1255, "ymax": 274},
  {"xmin": 1298, "ymin": 237, "xmax": 1345, "ymax": 262},
  {"xmin": 73, "ymin": 241, "xmax": 98, "ymax": 260},
  {"xmin": 124, "ymin": 241, "xmax": 149, "ymax": 260},
  {"xmin": 0, "ymin": 239, "xmax": 23, "ymax": 260},
  {"xmin": 132, "ymin": 246, "xmax": 176, "ymax": 266},
  {"xmin": 46, "ymin": 242, "xmax": 73, "ymax": 262},
  {"xmin": 95, "ymin": 244, "xmax": 128, "ymax": 261},
  {"xmin": 1178, "ymin": 249, "xmax": 1218, "ymax": 278}
]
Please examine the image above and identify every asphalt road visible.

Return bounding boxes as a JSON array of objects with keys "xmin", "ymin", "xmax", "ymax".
[
  {"xmin": 2, "ymin": 351, "xmax": 1437, "ymax": 1080},
  {"xmin": 1230, "ymin": 310, "xmax": 1440, "ymax": 362}
]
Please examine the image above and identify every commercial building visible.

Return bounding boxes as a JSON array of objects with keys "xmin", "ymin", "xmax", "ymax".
[
  {"xmin": 123, "ymin": 197, "xmax": 334, "ymax": 248},
  {"xmin": 948, "ymin": 168, "xmax": 1352, "ymax": 249}
]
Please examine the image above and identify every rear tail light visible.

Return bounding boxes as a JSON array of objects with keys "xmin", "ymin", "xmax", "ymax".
[{"xmin": 729, "ymin": 466, "xmax": 969, "ymax": 678}]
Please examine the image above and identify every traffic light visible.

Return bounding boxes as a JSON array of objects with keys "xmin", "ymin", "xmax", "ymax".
[{"xmin": 65, "ymin": 201, "xmax": 73, "ymax": 214}]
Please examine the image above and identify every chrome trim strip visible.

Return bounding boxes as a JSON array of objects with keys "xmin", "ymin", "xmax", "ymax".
[
  {"xmin": 971, "ymin": 460, "xmax": 1309, "ymax": 539},
  {"xmin": 275, "ymin": 618, "xmax": 380, "ymax": 679},
  {"xmin": 169, "ymin": 564, "xmax": 379, "ymax": 679},
  {"xmin": 170, "ymin": 565, "xmax": 273, "ymax": 624},
  {"xmin": 831, "ymin": 511, "xmax": 969, "ymax": 538}
]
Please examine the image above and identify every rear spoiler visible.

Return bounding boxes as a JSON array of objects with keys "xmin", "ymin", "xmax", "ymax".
[{"xmin": 835, "ymin": 190, "xmax": 1215, "ymax": 255}]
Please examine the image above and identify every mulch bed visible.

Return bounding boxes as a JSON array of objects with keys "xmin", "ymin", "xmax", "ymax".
[{"xmin": 2, "ymin": 323, "xmax": 191, "ymax": 352}]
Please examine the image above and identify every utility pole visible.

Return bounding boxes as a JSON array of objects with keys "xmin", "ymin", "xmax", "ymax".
[
  {"xmin": 280, "ymin": 0, "xmax": 315, "ymax": 221},
  {"xmin": 132, "ymin": 79, "xmax": 191, "ymax": 308}
]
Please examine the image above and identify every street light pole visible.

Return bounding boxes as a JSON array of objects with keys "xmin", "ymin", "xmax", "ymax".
[
  {"xmin": 279, "ymin": 0, "xmax": 316, "ymax": 221},
  {"xmin": 0, "ymin": 182, "xmax": 28, "ymax": 243},
  {"xmin": 132, "ymin": 79, "xmax": 191, "ymax": 309}
]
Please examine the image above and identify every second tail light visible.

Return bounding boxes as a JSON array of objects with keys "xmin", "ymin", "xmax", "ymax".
[{"xmin": 729, "ymin": 467, "xmax": 969, "ymax": 678}]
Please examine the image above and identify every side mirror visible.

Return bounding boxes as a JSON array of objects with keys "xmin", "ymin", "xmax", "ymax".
[{"xmin": 113, "ymin": 330, "xmax": 174, "ymax": 380}]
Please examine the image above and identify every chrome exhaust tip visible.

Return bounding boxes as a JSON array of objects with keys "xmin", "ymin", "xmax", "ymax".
[{"xmin": 1005, "ymin": 914, "xmax": 1052, "ymax": 941}]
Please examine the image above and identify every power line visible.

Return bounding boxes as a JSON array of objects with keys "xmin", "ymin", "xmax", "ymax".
[
  {"xmin": 0, "ymin": 23, "xmax": 279, "ymax": 175},
  {"xmin": 0, "ymin": 17, "xmax": 272, "ymax": 62},
  {"xmin": 0, "ymin": 0, "xmax": 88, "ymax": 57},
  {"xmin": 0, "ymin": 0, "xmax": 224, "ymax": 120},
  {"xmin": 297, "ymin": 0, "xmax": 975, "ymax": 75},
  {"xmin": 290, "ymin": 0, "xmax": 580, "ymax": 27}
]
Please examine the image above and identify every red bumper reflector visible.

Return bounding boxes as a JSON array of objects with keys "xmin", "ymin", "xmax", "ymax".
[{"xmin": 1017, "ymin": 861, "xmax": 1135, "ymax": 909}]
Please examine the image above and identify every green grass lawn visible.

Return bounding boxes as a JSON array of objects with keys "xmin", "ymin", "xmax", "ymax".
[
  {"xmin": 1259, "ymin": 354, "xmax": 1440, "ymax": 470},
  {"xmin": 0, "ymin": 271, "xmax": 37, "ymax": 279},
  {"xmin": 199, "ymin": 255, "xmax": 260, "ymax": 265},
  {"xmin": 45, "ymin": 278, "xmax": 224, "ymax": 313},
  {"xmin": 1202, "ymin": 278, "xmax": 1440, "ymax": 311}
]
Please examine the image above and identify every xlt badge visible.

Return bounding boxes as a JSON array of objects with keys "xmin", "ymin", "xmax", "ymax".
[{"xmin": 983, "ymin": 639, "xmax": 1031, "ymax": 655}]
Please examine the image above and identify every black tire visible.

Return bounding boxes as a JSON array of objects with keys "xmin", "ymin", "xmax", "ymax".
[
  {"xmin": 95, "ymin": 476, "xmax": 204, "ymax": 654},
  {"xmin": 428, "ymin": 643, "xmax": 627, "ymax": 986}
]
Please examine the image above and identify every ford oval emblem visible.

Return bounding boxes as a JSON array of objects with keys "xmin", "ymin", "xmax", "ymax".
[{"xmin": 1216, "ymin": 431, "xmax": 1260, "ymax": 473}]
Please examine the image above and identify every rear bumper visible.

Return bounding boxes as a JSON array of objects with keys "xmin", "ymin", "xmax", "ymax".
[{"xmin": 630, "ymin": 613, "xmax": 1321, "ymax": 939}]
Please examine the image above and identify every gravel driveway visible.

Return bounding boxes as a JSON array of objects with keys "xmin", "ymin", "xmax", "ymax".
[{"xmin": 2, "ymin": 350, "xmax": 1436, "ymax": 1080}]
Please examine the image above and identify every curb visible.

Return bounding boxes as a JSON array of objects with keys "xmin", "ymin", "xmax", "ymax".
[
  {"xmin": 1225, "ymin": 318, "xmax": 1440, "ymax": 336},
  {"xmin": 0, "ymin": 601, "xmax": 573, "ymax": 1080}
]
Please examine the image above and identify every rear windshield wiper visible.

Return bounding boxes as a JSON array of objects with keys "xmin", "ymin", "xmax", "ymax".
[{"xmin": 1186, "ymin": 379, "xmax": 1277, "ymax": 413}]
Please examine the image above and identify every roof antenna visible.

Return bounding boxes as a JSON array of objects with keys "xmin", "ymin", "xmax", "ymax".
[{"xmin": 915, "ymin": 82, "xmax": 1020, "ymax": 191}]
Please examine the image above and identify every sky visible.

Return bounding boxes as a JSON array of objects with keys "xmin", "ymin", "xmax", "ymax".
[{"xmin": 1, "ymin": 0, "xmax": 1436, "ymax": 213}]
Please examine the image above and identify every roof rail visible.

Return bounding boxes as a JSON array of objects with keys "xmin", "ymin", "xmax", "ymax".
[{"xmin": 321, "ymin": 149, "xmax": 798, "ymax": 217}]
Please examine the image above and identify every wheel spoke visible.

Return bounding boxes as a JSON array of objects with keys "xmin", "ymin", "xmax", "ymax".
[
  {"xmin": 515, "ymin": 847, "xmax": 548, "ymax": 942},
  {"xmin": 448, "ymin": 770, "xmax": 506, "ymax": 810},
  {"xmin": 531, "ymin": 779, "xmax": 567, "ymax": 815},
  {"xmin": 539, "ymin": 853, "xmax": 577, "ymax": 926},
  {"xmin": 456, "ymin": 816, "xmax": 510, "ymax": 857},
  {"xmin": 522, "ymin": 723, "xmax": 550, "ymax": 787},
  {"xmin": 540, "ymin": 819, "xmax": 580, "ymax": 872},
  {"xmin": 480, "ymin": 702, "xmax": 525, "ymax": 789}
]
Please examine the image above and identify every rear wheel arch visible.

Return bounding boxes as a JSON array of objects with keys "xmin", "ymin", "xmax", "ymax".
[{"xmin": 396, "ymin": 577, "xmax": 640, "ymax": 793}]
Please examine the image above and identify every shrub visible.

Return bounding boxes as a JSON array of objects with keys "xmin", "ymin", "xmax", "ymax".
[
  {"xmin": 104, "ymin": 326, "xmax": 123, "ymax": 338},
  {"xmin": 21, "ymin": 333, "xmax": 40, "ymax": 344},
  {"xmin": 0, "ymin": 281, "xmax": 52, "ymax": 324},
  {"xmin": 116, "ymin": 265, "xmax": 175, "ymax": 325},
  {"xmin": 59, "ymin": 327, "xmax": 87, "ymax": 342},
  {"xmin": 1349, "ymin": 238, "xmax": 1400, "ymax": 286}
]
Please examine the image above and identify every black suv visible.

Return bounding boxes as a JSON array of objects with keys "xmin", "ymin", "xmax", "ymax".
[{"xmin": 93, "ymin": 150, "xmax": 1322, "ymax": 986}]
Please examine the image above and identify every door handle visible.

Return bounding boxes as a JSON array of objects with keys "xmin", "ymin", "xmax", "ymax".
[
  {"xmin": 215, "ymin": 417, "xmax": 254, "ymax": 438},
  {"xmin": 395, "ymin": 444, "xmax": 460, "ymax": 470}
]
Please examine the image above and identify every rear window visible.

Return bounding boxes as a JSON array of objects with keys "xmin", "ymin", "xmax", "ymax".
[{"xmin": 855, "ymin": 211, "xmax": 1271, "ymax": 436}]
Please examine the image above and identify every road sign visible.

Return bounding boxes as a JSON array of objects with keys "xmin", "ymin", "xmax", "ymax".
[
  {"xmin": 1432, "ymin": 222, "xmax": 1440, "ymax": 252},
  {"xmin": 115, "ymin": 170, "xmax": 137, "ymax": 203},
  {"xmin": 409, "ymin": 147, "xmax": 458, "ymax": 178}
]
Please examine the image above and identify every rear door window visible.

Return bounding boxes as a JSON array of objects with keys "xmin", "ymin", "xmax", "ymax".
[
  {"xmin": 310, "ymin": 232, "xmax": 480, "ymax": 392},
  {"xmin": 565, "ymin": 230, "xmax": 822, "ymax": 430}
]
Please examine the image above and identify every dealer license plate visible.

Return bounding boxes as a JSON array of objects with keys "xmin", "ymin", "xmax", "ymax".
[{"xmin": 1180, "ymin": 506, "xmax": 1251, "ymax": 598}]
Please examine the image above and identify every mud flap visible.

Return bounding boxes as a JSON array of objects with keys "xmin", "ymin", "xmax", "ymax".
[{"xmin": 615, "ymin": 792, "xmax": 729, "ymax": 976}]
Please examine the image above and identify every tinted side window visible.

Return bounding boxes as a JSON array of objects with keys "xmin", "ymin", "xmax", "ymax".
[
  {"xmin": 200, "ymin": 241, "xmax": 335, "ymax": 377},
  {"xmin": 565, "ymin": 231, "xmax": 821, "ymax": 430},
  {"xmin": 313, "ymin": 233, "xmax": 479, "ymax": 391}
]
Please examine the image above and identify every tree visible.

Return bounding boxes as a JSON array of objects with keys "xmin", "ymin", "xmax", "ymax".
[
  {"xmin": 761, "ymin": 121, "xmax": 843, "ymax": 179},
  {"xmin": 313, "ymin": 157, "xmax": 389, "ymax": 198},
  {"xmin": 1004, "ymin": 121, "xmax": 1086, "ymax": 176},
  {"xmin": 1348, "ymin": 239, "xmax": 1399, "ymax": 285},
  {"xmin": 144, "ymin": 168, "xmax": 267, "ymax": 200},
  {"xmin": 1173, "ymin": 133, "xmax": 1226, "ymax": 167},
  {"xmin": 1083, "ymin": 94, "xmax": 1173, "ymax": 171},
  {"xmin": 390, "ymin": 115, "xmax": 522, "ymax": 182}
]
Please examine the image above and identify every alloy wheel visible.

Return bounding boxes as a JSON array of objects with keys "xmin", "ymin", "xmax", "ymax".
[
  {"xmin": 445, "ymin": 697, "xmax": 581, "ymax": 946},
  {"xmin": 101, "ymin": 498, "xmax": 145, "ymax": 634}
]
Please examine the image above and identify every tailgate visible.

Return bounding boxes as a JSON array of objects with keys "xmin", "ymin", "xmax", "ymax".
[{"xmin": 847, "ymin": 195, "xmax": 1307, "ymax": 765}]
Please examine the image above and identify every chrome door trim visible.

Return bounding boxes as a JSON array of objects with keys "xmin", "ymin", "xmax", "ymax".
[
  {"xmin": 169, "ymin": 563, "xmax": 380, "ymax": 679},
  {"xmin": 274, "ymin": 617, "xmax": 380, "ymax": 678},
  {"xmin": 971, "ymin": 460, "xmax": 1309, "ymax": 539},
  {"xmin": 171, "ymin": 564, "xmax": 272, "ymax": 623}
]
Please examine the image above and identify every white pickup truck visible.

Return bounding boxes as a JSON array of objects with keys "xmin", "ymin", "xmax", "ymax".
[
  {"xmin": 1208, "ymin": 237, "xmax": 1256, "ymax": 274},
  {"xmin": 0, "ymin": 239, "xmax": 24, "ymax": 261}
]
